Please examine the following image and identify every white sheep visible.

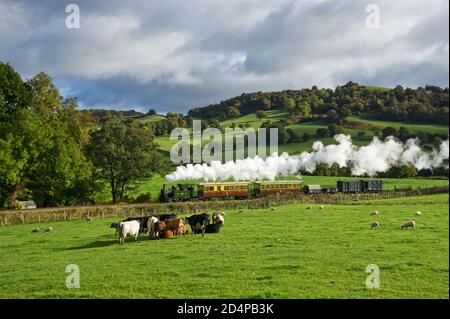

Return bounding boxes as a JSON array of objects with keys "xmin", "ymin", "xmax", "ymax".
[
  {"xmin": 415, "ymin": 211, "xmax": 422, "ymax": 216},
  {"xmin": 239, "ymin": 209, "xmax": 245, "ymax": 213},
  {"xmin": 86, "ymin": 216, "xmax": 93, "ymax": 222},
  {"xmin": 371, "ymin": 211, "xmax": 379, "ymax": 216},
  {"xmin": 44, "ymin": 226, "xmax": 53, "ymax": 233},
  {"xmin": 401, "ymin": 220, "xmax": 416, "ymax": 229},
  {"xmin": 270, "ymin": 207, "xmax": 277, "ymax": 211},
  {"xmin": 370, "ymin": 221, "xmax": 379, "ymax": 229}
]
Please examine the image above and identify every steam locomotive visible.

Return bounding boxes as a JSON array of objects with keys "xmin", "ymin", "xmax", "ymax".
[{"xmin": 159, "ymin": 179, "xmax": 382, "ymax": 202}]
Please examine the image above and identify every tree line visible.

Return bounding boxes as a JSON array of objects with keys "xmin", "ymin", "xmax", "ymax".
[
  {"xmin": 0, "ymin": 63, "xmax": 166, "ymax": 208},
  {"xmin": 188, "ymin": 81, "xmax": 449, "ymax": 125}
]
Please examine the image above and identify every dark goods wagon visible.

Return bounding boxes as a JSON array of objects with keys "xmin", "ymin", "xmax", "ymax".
[
  {"xmin": 337, "ymin": 180, "xmax": 383, "ymax": 193},
  {"xmin": 337, "ymin": 180, "xmax": 362, "ymax": 193},
  {"xmin": 362, "ymin": 180, "xmax": 383, "ymax": 193}
]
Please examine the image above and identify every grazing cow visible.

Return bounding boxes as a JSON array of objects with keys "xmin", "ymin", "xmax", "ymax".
[
  {"xmin": 415, "ymin": 211, "xmax": 422, "ymax": 216},
  {"xmin": 186, "ymin": 213, "xmax": 211, "ymax": 237},
  {"xmin": 212, "ymin": 212, "xmax": 225, "ymax": 226},
  {"xmin": 195, "ymin": 222, "xmax": 223, "ymax": 234},
  {"xmin": 157, "ymin": 213, "xmax": 177, "ymax": 221},
  {"xmin": 122, "ymin": 216, "xmax": 151, "ymax": 234},
  {"xmin": 401, "ymin": 220, "xmax": 416, "ymax": 230},
  {"xmin": 163, "ymin": 218, "xmax": 185, "ymax": 235},
  {"xmin": 371, "ymin": 211, "xmax": 379, "ymax": 216},
  {"xmin": 163, "ymin": 230, "xmax": 174, "ymax": 239},
  {"xmin": 154, "ymin": 221, "xmax": 166, "ymax": 238},
  {"xmin": 176, "ymin": 218, "xmax": 189, "ymax": 236},
  {"xmin": 147, "ymin": 216, "xmax": 160, "ymax": 239},
  {"xmin": 119, "ymin": 220, "xmax": 140, "ymax": 244},
  {"xmin": 110, "ymin": 222, "xmax": 120, "ymax": 236},
  {"xmin": 371, "ymin": 221, "xmax": 379, "ymax": 229}
]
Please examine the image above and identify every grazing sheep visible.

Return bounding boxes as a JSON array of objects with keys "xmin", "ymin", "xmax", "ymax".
[
  {"xmin": 371, "ymin": 221, "xmax": 379, "ymax": 229},
  {"xmin": 401, "ymin": 220, "xmax": 416, "ymax": 230},
  {"xmin": 415, "ymin": 211, "xmax": 422, "ymax": 216},
  {"xmin": 44, "ymin": 226, "xmax": 53, "ymax": 233},
  {"xmin": 319, "ymin": 205, "xmax": 324, "ymax": 209},
  {"xmin": 371, "ymin": 211, "xmax": 379, "ymax": 216},
  {"xmin": 31, "ymin": 228, "xmax": 40, "ymax": 233},
  {"xmin": 86, "ymin": 216, "xmax": 93, "ymax": 222},
  {"xmin": 270, "ymin": 207, "xmax": 277, "ymax": 211},
  {"xmin": 239, "ymin": 209, "xmax": 245, "ymax": 213}
]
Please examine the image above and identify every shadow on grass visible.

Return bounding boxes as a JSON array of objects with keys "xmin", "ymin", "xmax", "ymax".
[{"xmin": 64, "ymin": 234, "xmax": 153, "ymax": 250}]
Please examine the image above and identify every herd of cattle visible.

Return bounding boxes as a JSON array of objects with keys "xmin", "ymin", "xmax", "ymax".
[{"xmin": 110, "ymin": 212, "xmax": 225, "ymax": 244}]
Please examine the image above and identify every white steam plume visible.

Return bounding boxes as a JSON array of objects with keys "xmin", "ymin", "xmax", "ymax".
[{"xmin": 165, "ymin": 135, "xmax": 449, "ymax": 182}]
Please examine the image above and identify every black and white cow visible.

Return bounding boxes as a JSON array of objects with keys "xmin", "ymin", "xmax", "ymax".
[{"xmin": 186, "ymin": 213, "xmax": 211, "ymax": 237}]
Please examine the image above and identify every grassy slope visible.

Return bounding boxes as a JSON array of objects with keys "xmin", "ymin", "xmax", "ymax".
[
  {"xmin": 155, "ymin": 111, "xmax": 448, "ymax": 155},
  {"xmin": 0, "ymin": 194, "xmax": 447, "ymax": 298},
  {"xmin": 348, "ymin": 116, "xmax": 449, "ymax": 135}
]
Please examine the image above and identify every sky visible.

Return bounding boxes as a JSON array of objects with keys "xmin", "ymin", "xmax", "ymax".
[{"xmin": 0, "ymin": 0, "xmax": 448, "ymax": 114}]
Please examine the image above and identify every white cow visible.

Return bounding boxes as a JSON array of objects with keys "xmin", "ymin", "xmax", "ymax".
[
  {"xmin": 212, "ymin": 212, "xmax": 225, "ymax": 226},
  {"xmin": 147, "ymin": 216, "xmax": 160, "ymax": 239},
  {"xmin": 119, "ymin": 220, "xmax": 140, "ymax": 244}
]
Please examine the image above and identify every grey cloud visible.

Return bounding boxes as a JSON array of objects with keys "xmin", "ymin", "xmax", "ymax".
[{"xmin": 0, "ymin": 0, "xmax": 448, "ymax": 113}]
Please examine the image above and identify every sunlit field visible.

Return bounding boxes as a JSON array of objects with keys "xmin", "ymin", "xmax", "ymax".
[{"xmin": 0, "ymin": 194, "xmax": 447, "ymax": 298}]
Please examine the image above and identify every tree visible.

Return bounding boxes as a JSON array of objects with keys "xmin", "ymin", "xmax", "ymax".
[
  {"xmin": 227, "ymin": 106, "xmax": 241, "ymax": 119},
  {"xmin": 147, "ymin": 109, "xmax": 157, "ymax": 116},
  {"xmin": 382, "ymin": 127, "xmax": 398, "ymax": 139},
  {"xmin": 0, "ymin": 71, "xmax": 93, "ymax": 208},
  {"xmin": 327, "ymin": 123, "xmax": 346, "ymax": 137},
  {"xmin": 398, "ymin": 127, "xmax": 411, "ymax": 142},
  {"xmin": 287, "ymin": 128, "xmax": 301, "ymax": 143},
  {"xmin": 255, "ymin": 110, "xmax": 266, "ymax": 121},
  {"xmin": 316, "ymin": 128, "xmax": 329, "ymax": 138},
  {"xmin": 0, "ymin": 62, "xmax": 30, "ymax": 116},
  {"xmin": 326, "ymin": 109, "xmax": 339, "ymax": 123},
  {"xmin": 87, "ymin": 119, "xmax": 164, "ymax": 203},
  {"xmin": 302, "ymin": 132, "xmax": 311, "ymax": 142},
  {"xmin": 357, "ymin": 131, "xmax": 366, "ymax": 140}
]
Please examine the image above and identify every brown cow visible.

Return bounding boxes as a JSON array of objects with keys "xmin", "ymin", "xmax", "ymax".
[
  {"xmin": 163, "ymin": 230, "xmax": 174, "ymax": 239},
  {"xmin": 164, "ymin": 218, "xmax": 188, "ymax": 236}
]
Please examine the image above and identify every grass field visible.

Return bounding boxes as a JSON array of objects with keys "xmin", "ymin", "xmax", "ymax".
[{"xmin": 0, "ymin": 193, "xmax": 447, "ymax": 298}]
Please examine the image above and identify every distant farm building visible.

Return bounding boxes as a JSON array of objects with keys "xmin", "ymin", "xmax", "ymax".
[{"xmin": 18, "ymin": 201, "xmax": 37, "ymax": 209}]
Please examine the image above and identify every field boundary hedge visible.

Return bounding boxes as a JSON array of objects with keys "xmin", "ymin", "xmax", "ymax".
[{"xmin": 0, "ymin": 185, "xmax": 448, "ymax": 226}]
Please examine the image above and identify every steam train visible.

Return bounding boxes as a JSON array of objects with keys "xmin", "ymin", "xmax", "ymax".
[{"xmin": 159, "ymin": 179, "xmax": 382, "ymax": 202}]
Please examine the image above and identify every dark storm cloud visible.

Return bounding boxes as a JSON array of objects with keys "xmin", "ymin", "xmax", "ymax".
[{"xmin": 0, "ymin": 0, "xmax": 448, "ymax": 113}]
